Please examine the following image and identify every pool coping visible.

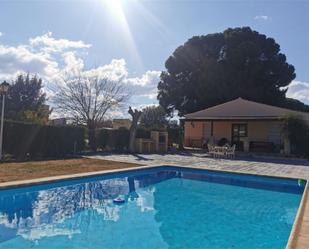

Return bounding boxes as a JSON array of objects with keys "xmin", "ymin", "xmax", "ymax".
[{"xmin": 0, "ymin": 163, "xmax": 308, "ymax": 249}]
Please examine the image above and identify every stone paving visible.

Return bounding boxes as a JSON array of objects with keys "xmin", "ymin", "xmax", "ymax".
[{"xmin": 88, "ymin": 152, "xmax": 309, "ymax": 180}]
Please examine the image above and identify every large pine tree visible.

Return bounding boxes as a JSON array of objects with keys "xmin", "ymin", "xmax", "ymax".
[{"xmin": 157, "ymin": 27, "xmax": 307, "ymax": 115}]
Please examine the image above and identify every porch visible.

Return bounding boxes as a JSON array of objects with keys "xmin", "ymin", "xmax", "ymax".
[{"xmin": 184, "ymin": 120, "xmax": 291, "ymax": 154}]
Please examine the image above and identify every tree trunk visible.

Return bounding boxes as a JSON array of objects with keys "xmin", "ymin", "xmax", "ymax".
[
  {"xmin": 128, "ymin": 107, "xmax": 142, "ymax": 153},
  {"xmin": 88, "ymin": 122, "xmax": 97, "ymax": 152},
  {"xmin": 129, "ymin": 126, "xmax": 137, "ymax": 153}
]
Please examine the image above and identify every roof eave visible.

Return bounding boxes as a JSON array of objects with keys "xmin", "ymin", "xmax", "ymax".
[{"xmin": 185, "ymin": 116, "xmax": 282, "ymax": 121}]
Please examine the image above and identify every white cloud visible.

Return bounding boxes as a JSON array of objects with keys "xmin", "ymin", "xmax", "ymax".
[
  {"xmin": 0, "ymin": 32, "xmax": 3, "ymax": 37},
  {"xmin": 0, "ymin": 32, "xmax": 161, "ymax": 117},
  {"xmin": 0, "ymin": 44, "xmax": 58, "ymax": 80},
  {"xmin": 71, "ymin": 59, "xmax": 161, "ymax": 100},
  {"xmin": 124, "ymin": 70, "xmax": 161, "ymax": 99},
  {"xmin": 286, "ymin": 80, "xmax": 309, "ymax": 104},
  {"xmin": 62, "ymin": 51, "xmax": 84, "ymax": 75},
  {"xmin": 254, "ymin": 15, "xmax": 270, "ymax": 21},
  {"xmin": 29, "ymin": 32, "xmax": 91, "ymax": 52},
  {"xmin": 83, "ymin": 59, "xmax": 128, "ymax": 82}
]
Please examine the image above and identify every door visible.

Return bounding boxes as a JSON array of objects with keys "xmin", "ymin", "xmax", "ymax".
[{"xmin": 231, "ymin": 124, "xmax": 248, "ymax": 151}]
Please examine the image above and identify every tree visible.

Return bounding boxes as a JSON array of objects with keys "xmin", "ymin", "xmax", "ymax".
[
  {"xmin": 139, "ymin": 105, "xmax": 168, "ymax": 130},
  {"xmin": 158, "ymin": 27, "xmax": 298, "ymax": 116},
  {"xmin": 128, "ymin": 107, "xmax": 142, "ymax": 153},
  {"xmin": 5, "ymin": 74, "xmax": 49, "ymax": 123},
  {"xmin": 54, "ymin": 75, "xmax": 127, "ymax": 151},
  {"xmin": 283, "ymin": 98, "xmax": 309, "ymax": 113},
  {"xmin": 282, "ymin": 114, "xmax": 309, "ymax": 158}
]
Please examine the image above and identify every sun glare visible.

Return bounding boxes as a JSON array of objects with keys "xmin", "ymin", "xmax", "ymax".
[
  {"xmin": 106, "ymin": 0, "xmax": 124, "ymax": 19},
  {"xmin": 102, "ymin": 0, "xmax": 143, "ymax": 71}
]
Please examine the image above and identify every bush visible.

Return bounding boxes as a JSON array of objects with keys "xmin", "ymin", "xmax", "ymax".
[
  {"xmin": 167, "ymin": 127, "xmax": 182, "ymax": 145},
  {"xmin": 97, "ymin": 128, "xmax": 130, "ymax": 151},
  {"xmin": 282, "ymin": 114, "xmax": 309, "ymax": 158},
  {"xmin": 217, "ymin": 138, "xmax": 229, "ymax": 146},
  {"xmin": 97, "ymin": 129, "xmax": 110, "ymax": 149},
  {"xmin": 3, "ymin": 120, "xmax": 85, "ymax": 159},
  {"xmin": 136, "ymin": 127, "xmax": 151, "ymax": 139},
  {"xmin": 114, "ymin": 128, "xmax": 130, "ymax": 151}
]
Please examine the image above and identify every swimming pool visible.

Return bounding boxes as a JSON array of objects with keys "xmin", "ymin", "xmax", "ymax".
[{"xmin": 0, "ymin": 166, "xmax": 305, "ymax": 249}]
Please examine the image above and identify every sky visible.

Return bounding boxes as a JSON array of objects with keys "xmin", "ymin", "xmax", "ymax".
[{"xmin": 0, "ymin": 0, "xmax": 308, "ymax": 118}]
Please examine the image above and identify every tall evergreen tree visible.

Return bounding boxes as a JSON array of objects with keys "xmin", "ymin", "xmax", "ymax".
[
  {"xmin": 157, "ymin": 27, "xmax": 304, "ymax": 115},
  {"xmin": 5, "ymin": 74, "xmax": 49, "ymax": 123}
]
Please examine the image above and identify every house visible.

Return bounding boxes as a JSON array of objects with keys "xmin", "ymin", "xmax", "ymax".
[
  {"xmin": 49, "ymin": 118, "xmax": 67, "ymax": 126},
  {"xmin": 184, "ymin": 98, "xmax": 309, "ymax": 154},
  {"xmin": 112, "ymin": 119, "xmax": 131, "ymax": 130}
]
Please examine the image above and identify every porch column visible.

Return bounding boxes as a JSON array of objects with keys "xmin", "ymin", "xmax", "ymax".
[
  {"xmin": 210, "ymin": 121, "xmax": 214, "ymax": 136},
  {"xmin": 240, "ymin": 137, "xmax": 249, "ymax": 153},
  {"xmin": 209, "ymin": 121, "xmax": 215, "ymax": 145},
  {"xmin": 284, "ymin": 137, "xmax": 291, "ymax": 155},
  {"xmin": 243, "ymin": 138, "xmax": 249, "ymax": 153}
]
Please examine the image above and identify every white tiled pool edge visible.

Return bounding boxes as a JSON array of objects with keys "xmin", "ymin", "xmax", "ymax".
[{"xmin": 286, "ymin": 182, "xmax": 309, "ymax": 249}]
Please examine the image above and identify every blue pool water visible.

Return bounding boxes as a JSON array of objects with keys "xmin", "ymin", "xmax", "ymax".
[{"xmin": 0, "ymin": 166, "xmax": 305, "ymax": 249}]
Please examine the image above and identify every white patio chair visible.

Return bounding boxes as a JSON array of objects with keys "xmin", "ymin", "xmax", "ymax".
[
  {"xmin": 226, "ymin": 144, "xmax": 236, "ymax": 159},
  {"xmin": 215, "ymin": 146, "xmax": 226, "ymax": 158},
  {"xmin": 207, "ymin": 144, "xmax": 216, "ymax": 157}
]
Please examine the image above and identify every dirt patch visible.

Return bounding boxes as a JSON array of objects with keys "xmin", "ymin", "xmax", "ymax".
[{"xmin": 0, "ymin": 158, "xmax": 143, "ymax": 183}]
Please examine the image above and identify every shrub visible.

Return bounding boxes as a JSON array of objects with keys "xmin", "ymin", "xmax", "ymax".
[
  {"xmin": 114, "ymin": 128, "xmax": 130, "ymax": 151},
  {"xmin": 217, "ymin": 138, "xmax": 229, "ymax": 146},
  {"xmin": 167, "ymin": 127, "xmax": 182, "ymax": 145},
  {"xmin": 97, "ymin": 129, "xmax": 110, "ymax": 149},
  {"xmin": 97, "ymin": 128, "xmax": 130, "ymax": 151},
  {"xmin": 136, "ymin": 127, "xmax": 150, "ymax": 138},
  {"xmin": 3, "ymin": 120, "xmax": 85, "ymax": 159},
  {"xmin": 282, "ymin": 114, "xmax": 309, "ymax": 158}
]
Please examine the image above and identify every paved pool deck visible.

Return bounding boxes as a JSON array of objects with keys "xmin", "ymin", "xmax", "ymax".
[{"xmin": 88, "ymin": 152, "xmax": 309, "ymax": 180}]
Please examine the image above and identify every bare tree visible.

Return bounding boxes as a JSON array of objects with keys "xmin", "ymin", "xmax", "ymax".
[
  {"xmin": 54, "ymin": 75, "xmax": 128, "ymax": 151},
  {"xmin": 128, "ymin": 107, "xmax": 143, "ymax": 153}
]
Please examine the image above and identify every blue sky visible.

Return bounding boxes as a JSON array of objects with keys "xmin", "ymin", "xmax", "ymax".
[{"xmin": 0, "ymin": 0, "xmax": 308, "ymax": 117}]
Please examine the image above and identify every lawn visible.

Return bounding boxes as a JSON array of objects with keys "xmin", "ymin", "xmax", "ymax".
[{"xmin": 0, "ymin": 158, "xmax": 142, "ymax": 183}]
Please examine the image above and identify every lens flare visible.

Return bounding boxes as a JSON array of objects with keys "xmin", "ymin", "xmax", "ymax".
[{"xmin": 103, "ymin": 0, "xmax": 143, "ymax": 71}]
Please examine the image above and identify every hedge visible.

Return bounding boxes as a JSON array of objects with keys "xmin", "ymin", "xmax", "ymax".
[
  {"xmin": 136, "ymin": 127, "xmax": 151, "ymax": 139},
  {"xmin": 167, "ymin": 127, "xmax": 182, "ymax": 145},
  {"xmin": 3, "ymin": 120, "xmax": 85, "ymax": 159},
  {"xmin": 97, "ymin": 127, "xmax": 130, "ymax": 151}
]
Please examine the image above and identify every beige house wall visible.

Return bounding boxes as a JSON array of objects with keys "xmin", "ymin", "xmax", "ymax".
[
  {"xmin": 212, "ymin": 121, "xmax": 232, "ymax": 140},
  {"xmin": 184, "ymin": 120, "xmax": 283, "ymax": 147},
  {"xmin": 248, "ymin": 121, "xmax": 282, "ymax": 142},
  {"xmin": 184, "ymin": 121, "xmax": 207, "ymax": 147},
  {"xmin": 184, "ymin": 121, "xmax": 203, "ymax": 138},
  {"xmin": 112, "ymin": 119, "xmax": 131, "ymax": 130}
]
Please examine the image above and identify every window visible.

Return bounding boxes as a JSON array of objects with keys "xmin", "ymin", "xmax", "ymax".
[
  {"xmin": 232, "ymin": 124, "xmax": 248, "ymax": 151},
  {"xmin": 232, "ymin": 124, "xmax": 247, "ymax": 138}
]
